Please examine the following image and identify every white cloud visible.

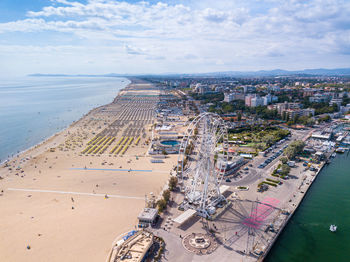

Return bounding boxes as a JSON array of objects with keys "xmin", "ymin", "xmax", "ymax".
[{"xmin": 0, "ymin": 0, "xmax": 349, "ymax": 75}]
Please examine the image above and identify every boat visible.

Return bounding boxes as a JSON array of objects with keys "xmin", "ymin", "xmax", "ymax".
[
  {"xmin": 330, "ymin": 224, "xmax": 337, "ymax": 232},
  {"xmin": 336, "ymin": 148, "xmax": 345, "ymax": 153}
]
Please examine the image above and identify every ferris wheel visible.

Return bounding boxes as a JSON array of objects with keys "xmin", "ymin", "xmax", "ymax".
[{"xmin": 177, "ymin": 113, "xmax": 229, "ymax": 218}]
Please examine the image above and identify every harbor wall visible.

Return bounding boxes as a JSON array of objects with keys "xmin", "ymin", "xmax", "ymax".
[{"xmin": 259, "ymin": 161, "xmax": 327, "ymax": 261}]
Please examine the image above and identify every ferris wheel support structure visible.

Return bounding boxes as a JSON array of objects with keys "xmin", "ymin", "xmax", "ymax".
[{"xmin": 177, "ymin": 112, "xmax": 229, "ymax": 218}]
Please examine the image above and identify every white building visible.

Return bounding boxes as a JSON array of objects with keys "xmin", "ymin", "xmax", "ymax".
[
  {"xmin": 302, "ymin": 108, "xmax": 315, "ymax": 116},
  {"xmin": 263, "ymin": 94, "xmax": 272, "ymax": 105},
  {"xmin": 224, "ymin": 92, "xmax": 244, "ymax": 102},
  {"xmin": 251, "ymin": 96, "xmax": 264, "ymax": 107},
  {"xmin": 224, "ymin": 93, "xmax": 235, "ymax": 102},
  {"xmin": 198, "ymin": 85, "xmax": 211, "ymax": 94}
]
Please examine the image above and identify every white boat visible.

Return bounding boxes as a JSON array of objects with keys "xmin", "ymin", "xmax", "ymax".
[
  {"xmin": 336, "ymin": 148, "xmax": 345, "ymax": 153},
  {"xmin": 330, "ymin": 224, "xmax": 337, "ymax": 232}
]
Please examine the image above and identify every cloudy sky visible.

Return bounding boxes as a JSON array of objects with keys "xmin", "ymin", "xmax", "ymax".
[{"xmin": 0, "ymin": 0, "xmax": 350, "ymax": 76}]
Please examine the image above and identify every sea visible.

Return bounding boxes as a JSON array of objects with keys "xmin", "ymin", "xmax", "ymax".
[
  {"xmin": 266, "ymin": 150, "xmax": 350, "ymax": 262},
  {"xmin": 0, "ymin": 76, "xmax": 129, "ymax": 162}
]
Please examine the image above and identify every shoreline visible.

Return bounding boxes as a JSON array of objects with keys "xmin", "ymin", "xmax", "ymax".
[
  {"xmin": 0, "ymin": 77, "xmax": 130, "ymax": 166},
  {"xmin": 0, "ymin": 77, "xmax": 174, "ymax": 262}
]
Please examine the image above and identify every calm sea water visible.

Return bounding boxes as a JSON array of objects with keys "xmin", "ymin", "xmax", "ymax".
[
  {"xmin": 266, "ymin": 151, "xmax": 350, "ymax": 262},
  {"xmin": 0, "ymin": 76, "xmax": 129, "ymax": 162}
]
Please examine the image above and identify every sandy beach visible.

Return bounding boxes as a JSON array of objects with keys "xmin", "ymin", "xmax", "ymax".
[{"xmin": 0, "ymin": 79, "xmax": 175, "ymax": 262}]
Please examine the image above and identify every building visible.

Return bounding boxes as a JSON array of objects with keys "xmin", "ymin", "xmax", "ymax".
[
  {"xmin": 270, "ymin": 102, "xmax": 302, "ymax": 114},
  {"xmin": 309, "ymin": 93, "xmax": 330, "ymax": 103},
  {"xmin": 190, "ymin": 83, "xmax": 201, "ymax": 92},
  {"xmin": 329, "ymin": 98, "xmax": 342, "ymax": 107},
  {"xmin": 301, "ymin": 108, "xmax": 315, "ymax": 117},
  {"xmin": 243, "ymin": 85, "xmax": 256, "ymax": 93},
  {"xmin": 245, "ymin": 95, "xmax": 253, "ymax": 107},
  {"xmin": 284, "ymin": 109, "xmax": 300, "ymax": 119},
  {"xmin": 283, "ymin": 108, "xmax": 315, "ymax": 119},
  {"xmin": 245, "ymin": 94, "xmax": 264, "ymax": 107},
  {"xmin": 311, "ymin": 132, "xmax": 331, "ymax": 140},
  {"xmin": 340, "ymin": 104, "xmax": 350, "ymax": 114},
  {"xmin": 215, "ymin": 86, "xmax": 224, "ymax": 92},
  {"xmin": 224, "ymin": 92, "xmax": 244, "ymax": 102},
  {"xmin": 137, "ymin": 208, "xmax": 158, "ymax": 227},
  {"xmin": 198, "ymin": 85, "xmax": 211, "ymax": 94},
  {"xmin": 262, "ymin": 94, "xmax": 277, "ymax": 105},
  {"xmin": 267, "ymin": 85, "xmax": 281, "ymax": 92},
  {"xmin": 263, "ymin": 95, "xmax": 271, "ymax": 106},
  {"xmin": 225, "ymin": 156, "xmax": 245, "ymax": 176},
  {"xmin": 303, "ymin": 88, "xmax": 321, "ymax": 97},
  {"xmin": 251, "ymin": 96, "xmax": 264, "ymax": 107}
]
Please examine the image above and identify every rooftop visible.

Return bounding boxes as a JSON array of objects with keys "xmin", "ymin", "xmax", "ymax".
[{"xmin": 138, "ymin": 208, "xmax": 158, "ymax": 221}]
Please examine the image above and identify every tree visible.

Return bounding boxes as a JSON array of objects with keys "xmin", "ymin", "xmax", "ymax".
[
  {"xmin": 252, "ymin": 143, "xmax": 260, "ymax": 153},
  {"xmin": 284, "ymin": 140, "xmax": 305, "ymax": 159},
  {"xmin": 280, "ymin": 156, "xmax": 288, "ymax": 164},
  {"xmin": 169, "ymin": 176, "xmax": 178, "ymax": 191},
  {"xmin": 263, "ymin": 134, "xmax": 275, "ymax": 147},
  {"xmin": 157, "ymin": 199, "xmax": 167, "ymax": 213},
  {"xmin": 222, "ymin": 103, "xmax": 234, "ymax": 113},
  {"xmin": 318, "ymin": 115, "xmax": 331, "ymax": 123},
  {"xmin": 306, "ymin": 118, "xmax": 315, "ymax": 126},
  {"xmin": 281, "ymin": 164, "xmax": 291, "ymax": 176},
  {"xmin": 237, "ymin": 112, "xmax": 242, "ymax": 121},
  {"xmin": 284, "ymin": 146, "xmax": 295, "ymax": 159},
  {"xmin": 162, "ymin": 189, "xmax": 171, "ymax": 202}
]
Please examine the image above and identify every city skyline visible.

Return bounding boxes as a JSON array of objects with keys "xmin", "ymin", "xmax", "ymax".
[{"xmin": 1, "ymin": 0, "xmax": 350, "ymax": 76}]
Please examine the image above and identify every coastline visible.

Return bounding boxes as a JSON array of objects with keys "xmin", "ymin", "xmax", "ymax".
[
  {"xmin": 0, "ymin": 78, "xmax": 176, "ymax": 262},
  {"xmin": 264, "ymin": 148, "xmax": 350, "ymax": 261},
  {"xmin": 0, "ymin": 104, "xmax": 103, "ymax": 166},
  {"xmin": 0, "ymin": 78, "xmax": 130, "ymax": 166},
  {"xmin": 260, "ymin": 160, "xmax": 327, "ymax": 261}
]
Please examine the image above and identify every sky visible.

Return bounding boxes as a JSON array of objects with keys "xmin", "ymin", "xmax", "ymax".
[{"xmin": 0, "ymin": 0, "xmax": 350, "ymax": 76}]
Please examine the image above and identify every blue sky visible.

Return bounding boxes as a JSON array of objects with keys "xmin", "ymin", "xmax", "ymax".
[{"xmin": 0, "ymin": 0, "xmax": 350, "ymax": 76}]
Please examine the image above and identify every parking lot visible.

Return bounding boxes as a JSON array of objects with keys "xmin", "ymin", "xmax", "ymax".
[{"xmin": 227, "ymin": 128, "xmax": 311, "ymax": 187}]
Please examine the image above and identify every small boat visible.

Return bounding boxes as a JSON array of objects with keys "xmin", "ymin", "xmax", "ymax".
[
  {"xmin": 336, "ymin": 148, "xmax": 345, "ymax": 153},
  {"xmin": 330, "ymin": 224, "xmax": 337, "ymax": 232}
]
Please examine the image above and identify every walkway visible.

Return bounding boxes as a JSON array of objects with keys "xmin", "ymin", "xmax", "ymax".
[{"xmin": 7, "ymin": 188, "xmax": 144, "ymax": 200}]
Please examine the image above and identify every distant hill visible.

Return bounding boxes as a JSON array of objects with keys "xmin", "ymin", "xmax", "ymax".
[
  {"xmin": 28, "ymin": 73, "xmax": 126, "ymax": 77},
  {"xmin": 28, "ymin": 68, "xmax": 350, "ymax": 78},
  {"xmin": 190, "ymin": 68, "xmax": 350, "ymax": 77}
]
